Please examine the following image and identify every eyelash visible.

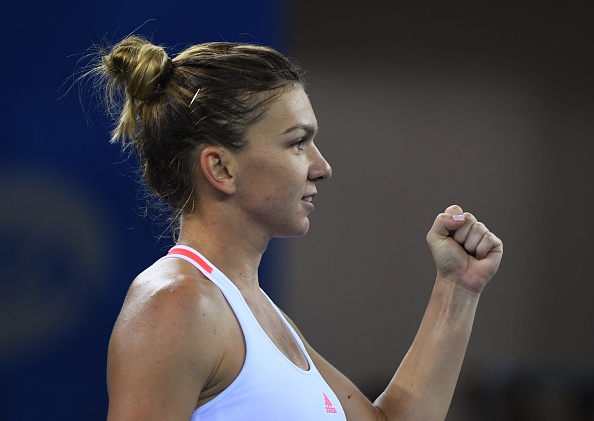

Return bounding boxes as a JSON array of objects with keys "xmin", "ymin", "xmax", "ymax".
[{"xmin": 292, "ymin": 139, "xmax": 305, "ymax": 151}]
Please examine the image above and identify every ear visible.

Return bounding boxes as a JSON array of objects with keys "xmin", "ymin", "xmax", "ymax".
[{"xmin": 199, "ymin": 146, "xmax": 237, "ymax": 195}]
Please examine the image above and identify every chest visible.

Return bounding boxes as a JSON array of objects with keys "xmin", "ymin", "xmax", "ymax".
[
  {"xmin": 194, "ymin": 291, "xmax": 346, "ymax": 421},
  {"xmin": 242, "ymin": 293, "xmax": 309, "ymax": 371}
]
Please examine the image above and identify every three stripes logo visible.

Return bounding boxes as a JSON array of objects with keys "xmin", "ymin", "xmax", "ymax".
[{"xmin": 323, "ymin": 393, "xmax": 337, "ymax": 414}]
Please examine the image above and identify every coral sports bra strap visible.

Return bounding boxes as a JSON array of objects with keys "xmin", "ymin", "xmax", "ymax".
[{"xmin": 168, "ymin": 245, "xmax": 213, "ymax": 275}]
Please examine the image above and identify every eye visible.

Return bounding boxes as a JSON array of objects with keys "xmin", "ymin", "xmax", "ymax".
[{"xmin": 291, "ymin": 139, "xmax": 305, "ymax": 151}]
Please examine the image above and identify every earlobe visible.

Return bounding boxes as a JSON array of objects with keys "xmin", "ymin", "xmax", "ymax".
[{"xmin": 200, "ymin": 146, "xmax": 237, "ymax": 195}]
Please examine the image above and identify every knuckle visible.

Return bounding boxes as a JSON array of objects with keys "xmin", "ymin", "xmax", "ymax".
[
  {"xmin": 468, "ymin": 221, "xmax": 486, "ymax": 235},
  {"xmin": 483, "ymin": 231, "xmax": 496, "ymax": 243},
  {"xmin": 447, "ymin": 204, "xmax": 463, "ymax": 212},
  {"xmin": 463, "ymin": 212, "xmax": 477, "ymax": 222}
]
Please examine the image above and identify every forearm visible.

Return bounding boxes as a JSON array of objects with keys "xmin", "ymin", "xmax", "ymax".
[{"xmin": 374, "ymin": 277, "xmax": 481, "ymax": 421}]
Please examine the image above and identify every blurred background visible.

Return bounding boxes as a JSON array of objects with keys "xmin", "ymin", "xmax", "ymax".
[{"xmin": 2, "ymin": 1, "xmax": 593, "ymax": 420}]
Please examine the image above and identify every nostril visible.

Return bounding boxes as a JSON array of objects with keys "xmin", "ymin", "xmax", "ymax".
[
  {"xmin": 310, "ymin": 164, "xmax": 331, "ymax": 181},
  {"xmin": 309, "ymin": 147, "xmax": 332, "ymax": 180},
  {"xmin": 316, "ymin": 161, "xmax": 332, "ymax": 181}
]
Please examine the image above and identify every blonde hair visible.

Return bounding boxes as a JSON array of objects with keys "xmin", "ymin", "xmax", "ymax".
[
  {"xmin": 100, "ymin": 36, "xmax": 173, "ymax": 143},
  {"xmin": 94, "ymin": 35, "xmax": 304, "ymax": 222}
]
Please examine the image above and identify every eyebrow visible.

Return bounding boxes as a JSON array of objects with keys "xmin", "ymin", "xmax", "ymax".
[{"xmin": 279, "ymin": 124, "xmax": 318, "ymax": 137}]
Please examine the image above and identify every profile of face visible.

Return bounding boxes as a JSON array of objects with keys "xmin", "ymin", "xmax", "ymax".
[{"xmin": 231, "ymin": 86, "xmax": 332, "ymax": 238}]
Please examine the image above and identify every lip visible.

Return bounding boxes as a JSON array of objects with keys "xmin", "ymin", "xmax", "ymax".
[{"xmin": 301, "ymin": 193, "xmax": 316, "ymax": 210}]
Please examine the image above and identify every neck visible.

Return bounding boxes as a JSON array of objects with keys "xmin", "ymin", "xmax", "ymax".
[{"xmin": 176, "ymin": 212, "xmax": 269, "ymax": 291}]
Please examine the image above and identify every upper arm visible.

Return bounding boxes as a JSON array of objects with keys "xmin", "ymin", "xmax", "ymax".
[
  {"xmin": 106, "ymin": 271, "xmax": 224, "ymax": 421},
  {"xmin": 280, "ymin": 311, "xmax": 386, "ymax": 421}
]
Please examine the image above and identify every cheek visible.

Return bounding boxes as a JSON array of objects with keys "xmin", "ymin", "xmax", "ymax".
[
  {"xmin": 238, "ymin": 152, "xmax": 306, "ymax": 200},
  {"xmin": 239, "ymin": 160, "xmax": 284, "ymax": 196}
]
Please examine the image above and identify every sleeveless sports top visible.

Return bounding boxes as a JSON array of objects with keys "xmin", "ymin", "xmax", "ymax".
[{"xmin": 162, "ymin": 245, "xmax": 347, "ymax": 421}]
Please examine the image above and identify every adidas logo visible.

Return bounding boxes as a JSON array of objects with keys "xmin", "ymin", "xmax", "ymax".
[{"xmin": 323, "ymin": 393, "xmax": 337, "ymax": 414}]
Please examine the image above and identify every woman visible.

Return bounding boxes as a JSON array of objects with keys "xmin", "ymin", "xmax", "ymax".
[{"xmin": 97, "ymin": 36, "xmax": 503, "ymax": 420}]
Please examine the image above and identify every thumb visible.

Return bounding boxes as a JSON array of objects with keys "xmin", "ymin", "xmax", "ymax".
[{"xmin": 427, "ymin": 212, "xmax": 466, "ymax": 242}]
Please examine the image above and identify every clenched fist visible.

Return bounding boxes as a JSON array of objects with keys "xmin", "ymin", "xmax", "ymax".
[{"xmin": 426, "ymin": 205, "xmax": 503, "ymax": 293}]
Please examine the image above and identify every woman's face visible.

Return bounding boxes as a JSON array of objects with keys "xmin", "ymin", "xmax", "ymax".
[{"xmin": 232, "ymin": 86, "xmax": 332, "ymax": 238}]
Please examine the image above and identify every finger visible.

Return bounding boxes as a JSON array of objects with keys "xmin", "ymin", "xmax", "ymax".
[
  {"xmin": 475, "ymin": 232, "xmax": 503, "ymax": 259},
  {"xmin": 451, "ymin": 212, "xmax": 478, "ymax": 244},
  {"xmin": 443, "ymin": 204, "xmax": 464, "ymax": 216},
  {"xmin": 461, "ymin": 221, "xmax": 489, "ymax": 255}
]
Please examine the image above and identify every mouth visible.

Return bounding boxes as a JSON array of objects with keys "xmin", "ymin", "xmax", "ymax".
[
  {"xmin": 301, "ymin": 191, "xmax": 317, "ymax": 203},
  {"xmin": 301, "ymin": 192, "xmax": 317, "ymax": 210}
]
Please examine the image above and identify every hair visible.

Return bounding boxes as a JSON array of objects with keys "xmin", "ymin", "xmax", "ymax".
[{"xmin": 94, "ymin": 35, "xmax": 304, "ymax": 230}]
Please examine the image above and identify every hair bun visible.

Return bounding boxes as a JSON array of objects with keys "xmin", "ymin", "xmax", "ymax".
[{"xmin": 102, "ymin": 36, "xmax": 172, "ymax": 101}]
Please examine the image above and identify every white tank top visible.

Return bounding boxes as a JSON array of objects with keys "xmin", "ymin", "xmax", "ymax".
[{"xmin": 162, "ymin": 245, "xmax": 346, "ymax": 421}]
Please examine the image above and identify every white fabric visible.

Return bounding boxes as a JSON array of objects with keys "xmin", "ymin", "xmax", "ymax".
[{"xmin": 162, "ymin": 245, "xmax": 346, "ymax": 421}]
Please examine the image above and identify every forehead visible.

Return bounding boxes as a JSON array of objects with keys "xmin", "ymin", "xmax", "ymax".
[{"xmin": 246, "ymin": 86, "xmax": 317, "ymax": 138}]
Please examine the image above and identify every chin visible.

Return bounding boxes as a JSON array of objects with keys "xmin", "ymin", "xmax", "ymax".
[{"xmin": 275, "ymin": 219, "xmax": 310, "ymax": 238}]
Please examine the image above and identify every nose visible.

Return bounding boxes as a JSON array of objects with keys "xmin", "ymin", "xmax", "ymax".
[{"xmin": 308, "ymin": 144, "xmax": 332, "ymax": 181}]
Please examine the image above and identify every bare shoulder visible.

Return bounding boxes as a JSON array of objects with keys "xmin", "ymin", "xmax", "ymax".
[
  {"xmin": 120, "ymin": 257, "xmax": 225, "ymax": 325},
  {"xmin": 112, "ymin": 257, "xmax": 227, "ymax": 355},
  {"xmin": 106, "ymin": 257, "xmax": 235, "ymax": 420}
]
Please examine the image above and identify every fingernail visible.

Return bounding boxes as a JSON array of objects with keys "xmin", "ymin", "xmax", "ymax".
[{"xmin": 452, "ymin": 214, "xmax": 464, "ymax": 221}]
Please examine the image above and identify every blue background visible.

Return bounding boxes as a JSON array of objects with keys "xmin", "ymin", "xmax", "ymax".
[{"xmin": 0, "ymin": 1, "xmax": 287, "ymax": 419}]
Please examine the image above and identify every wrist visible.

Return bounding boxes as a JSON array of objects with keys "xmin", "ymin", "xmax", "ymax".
[{"xmin": 434, "ymin": 275, "xmax": 482, "ymax": 305}]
